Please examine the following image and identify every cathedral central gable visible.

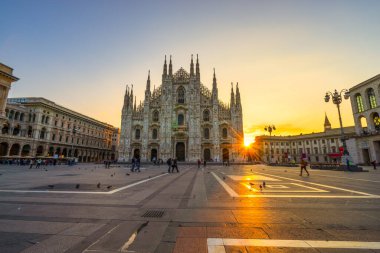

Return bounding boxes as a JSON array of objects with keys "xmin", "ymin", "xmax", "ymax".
[{"xmin": 173, "ymin": 68, "xmax": 190, "ymax": 83}]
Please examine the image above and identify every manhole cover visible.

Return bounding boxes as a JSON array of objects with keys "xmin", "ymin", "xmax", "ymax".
[{"xmin": 141, "ymin": 210, "xmax": 165, "ymax": 218}]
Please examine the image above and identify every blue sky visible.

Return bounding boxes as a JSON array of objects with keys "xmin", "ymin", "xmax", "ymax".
[{"xmin": 1, "ymin": 0, "xmax": 380, "ymax": 137}]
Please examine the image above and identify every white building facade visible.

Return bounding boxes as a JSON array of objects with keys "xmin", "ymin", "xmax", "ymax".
[
  {"xmin": 348, "ymin": 74, "xmax": 380, "ymax": 164},
  {"xmin": 255, "ymin": 116, "xmax": 356, "ymax": 163},
  {"xmin": 119, "ymin": 55, "xmax": 244, "ymax": 162}
]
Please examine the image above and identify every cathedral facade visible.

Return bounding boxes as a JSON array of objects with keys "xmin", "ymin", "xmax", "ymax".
[{"xmin": 119, "ymin": 55, "xmax": 244, "ymax": 162}]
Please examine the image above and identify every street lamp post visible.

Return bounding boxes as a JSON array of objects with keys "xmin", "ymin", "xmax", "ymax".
[
  {"xmin": 324, "ymin": 89, "xmax": 350, "ymax": 164},
  {"xmin": 264, "ymin": 125, "xmax": 276, "ymax": 163}
]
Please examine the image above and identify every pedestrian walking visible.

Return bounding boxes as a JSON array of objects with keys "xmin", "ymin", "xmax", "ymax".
[
  {"xmin": 167, "ymin": 158, "xmax": 172, "ymax": 173},
  {"xmin": 171, "ymin": 158, "xmax": 179, "ymax": 173},
  {"xmin": 135, "ymin": 157, "xmax": 141, "ymax": 172},
  {"xmin": 131, "ymin": 157, "xmax": 136, "ymax": 172},
  {"xmin": 197, "ymin": 159, "xmax": 201, "ymax": 169},
  {"xmin": 203, "ymin": 160, "xmax": 207, "ymax": 168},
  {"xmin": 29, "ymin": 159, "xmax": 34, "ymax": 169},
  {"xmin": 371, "ymin": 160, "xmax": 377, "ymax": 170},
  {"xmin": 299, "ymin": 159, "xmax": 310, "ymax": 176}
]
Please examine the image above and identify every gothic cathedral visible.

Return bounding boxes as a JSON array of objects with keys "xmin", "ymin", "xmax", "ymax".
[{"xmin": 119, "ymin": 55, "xmax": 244, "ymax": 162}]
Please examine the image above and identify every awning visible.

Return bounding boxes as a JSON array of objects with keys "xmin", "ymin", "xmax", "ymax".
[{"xmin": 328, "ymin": 153, "xmax": 342, "ymax": 158}]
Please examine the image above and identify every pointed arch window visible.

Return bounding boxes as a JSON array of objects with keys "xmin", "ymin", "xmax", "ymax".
[
  {"xmin": 204, "ymin": 128, "xmax": 210, "ymax": 139},
  {"xmin": 178, "ymin": 114, "xmax": 184, "ymax": 126},
  {"xmin": 152, "ymin": 110, "xmax": 159, "ymax": 122},
  {"xmin": 135, "ymin": 129, "xmax": 140, "ymax": 139},
  {"xmin": 355, "ymin": 94, "xmax": 364, "ymax": 113},
  {"xmin": 222, "ymin": 128, "xmax": 228, "ymax": 138},
  {"xmin": 152, "ymin": 128, "xmax": 158, "ymax": 139},
  {"xmin": 203, "ymin": 110, "xmax": 210, "ymax": 121},
  {"xmin": 177, "ymin": 86, "xmax": 185, "ymax": 104},
  {"xmin": 367, "ymin": 88, "xmax": 377, "ymax": 109}
]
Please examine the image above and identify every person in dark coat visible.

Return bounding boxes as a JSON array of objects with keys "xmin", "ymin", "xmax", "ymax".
[
  {"xmin": 135, "ymin": 157, "xmax": 141, "ymax": 172},
  {"xmin": 131, "ymin": 157, "xmax": 136, "ymax": 172},
  {"xmin": 171, "ymin": 158, "xmax": 179, "ymax": 173},
  {"xmin": 371, "ymin": 160, "xmax": 377, "ymax": 170},
  {"xmin": 167, "ymin": 158, "xmax": 172, "ymax": 173}
]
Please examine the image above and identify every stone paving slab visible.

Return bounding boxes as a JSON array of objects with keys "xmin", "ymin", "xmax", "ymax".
[
  {"xmin": 20, "ymin": 235, "xmax": 85, "ymax": 253},
  {"xmin": 0, "ymin": 219, "xmax": 73, "ymax": 234},
  {"xmin": 59, "ymin": 223, "xmax": 105, "ymax": 236},
  {"xmin": 0, "ymin": 232, "xmax": 49, "ymax": 253}
]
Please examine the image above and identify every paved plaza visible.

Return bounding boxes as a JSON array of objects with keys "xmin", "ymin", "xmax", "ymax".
[{"xmin": 0, "ymin": 163, "xmax": 380, "ymax": 253}]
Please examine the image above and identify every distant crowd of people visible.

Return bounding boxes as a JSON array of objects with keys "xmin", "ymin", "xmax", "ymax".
[{"xmin": 0, "ymin": 158, "xmax": 76, "ymax": 167}]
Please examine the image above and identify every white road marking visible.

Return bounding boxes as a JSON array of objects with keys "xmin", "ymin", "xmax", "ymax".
[
  {"xmin": 212, "ymin": 172, "xmax": 380, "ymax": 198},
  {"xmin": 0, "ymin": 173, "xmax": 168, "ymax": 195},
  {"xmin": 257, "ymin": 165, "xmax": 380, "ymax": 183},
  {"xmin": 207, "ymin": 238, "xmax": 380, "ymax": 251},
  {"xmin": 267, "ymin": 185, "xmax": 289, "ymax": 188},
  {"xmin": 211, "ymin": 172, "xmax": 239, "ymax": 197},
  {"xmin": 254, "ymin": 171, "xmax": 377, "ymax": 196},
  {"xmin": 228, "ymin": 175, "xmax": 280, "ymax": 181},
  {"xmin": 312, "ymin": 174, "xmax": 380, "ymax": 183}
]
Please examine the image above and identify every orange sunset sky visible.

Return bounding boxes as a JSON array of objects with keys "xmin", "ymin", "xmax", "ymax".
[{"xmin": 2, "ymin": 1, "xmax": 380, "ymax": 145}]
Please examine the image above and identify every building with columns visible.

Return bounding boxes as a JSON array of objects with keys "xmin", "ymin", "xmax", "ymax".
[
  {"xmin": 0, "ymin": 97, "xmax": 119, "ymax": 162},
  {"xmin": 0, "ymin": 63, "xmax": 19, "ymax": 125},
  {"xmin": 347, "ymin": 74, "xmax": 380, "ymax": 164},
  {"xmin": 119, "ymin": 55, "xmax": 244, "ymax": 162}
]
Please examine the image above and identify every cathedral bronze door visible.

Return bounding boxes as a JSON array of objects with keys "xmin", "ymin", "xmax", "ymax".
[
  {"xmin": 151, "ymin": 148, "xmax": 157, "ymax": 161},
  {"xmin": 222, "ymin": 148, "xmax": 229, "ymax": 162},
  {"xmin": 176, "ymin": 142, "xmax": 185, "ymax": 161},
  {"xmin": 204, "ymin": 148, "xmax": 211, "ymax": 161}
]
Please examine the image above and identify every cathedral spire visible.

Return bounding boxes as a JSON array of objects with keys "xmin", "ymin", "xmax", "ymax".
[
  {"xmin": 190, "ymin": 54, "xmax": 194, "ymax": 76},
  {"xmin": 146, "ymin": 70, "xmax": 151, "ymax": 91},
  {"xmin": 123, "ymin": 85, "xmax": 129, "ymax": 110},
  {"xmin": 230, "ymin": 82, "xmax": 235, "ymax": 108},
  {"xmin": 235, "ymin": 82, "xmax": 241, "ymax": 107},
  {"xmin": 134, "ymin": 96, "xmax": 136, "ymax": 111},
  {"xmin": 129, "ymin": 84, "xmax": 134, "ymax": 110},
  {"xmin": 212, "ymin": 68, "xmax": 218, "ymax": 102},
  {"xmin": 324, "ymin": 113, "xmax": 331, "ymax": 131},
  {"xmin": 169, "ymin": 55, "xmax": 173, "ymax": 76},
  {"xmin": 196, "ymin": 54, "xmax": 200, "ymax": 79},
  {"xmin": 163, "ymin": 55, "xmax": 167, "ymax": 77}
]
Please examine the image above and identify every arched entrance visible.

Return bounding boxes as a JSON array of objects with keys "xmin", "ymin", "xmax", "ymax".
[
  {"xmin": 36, "ymin": 146, "xmax": 44, "ymax": 156},
  {"xmin": 133, "ymin": 149, "xmax": 140, "ymax": 159},
  {"xmin": 204, "ymin": 148, "xmax": 211, "ymax": 161},
  {"xmin": 0, "ymin": 142, "xmax": 9, "ymax": 156},
  {"xmin": 9, "ymin": 144, "xmax": 20, "ymax": 156},
  {"xmin": 151, "ymin": 148, "xmax": 157, "ymax": 161},
  {"xmin": 62, "ymin": 148, "xmax": 67, "ymax": 157},
  {"xmin": 176, "ymin": 142, "xmax": 185, "ymax": 161},
  {"xmin": 222, "ymin": 148, "xmax": 229, "ymax": 162},
  {"xmin": 48, "ymin": 147, "xmax": 54, "ymax": 156},
  {"xmin": 21, "ymin": 145, "xmax": 31, "ymax": 157}
]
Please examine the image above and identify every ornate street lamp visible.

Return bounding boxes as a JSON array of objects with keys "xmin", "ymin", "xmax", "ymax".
[
  {"xmin": 264, "ymin": 125, "xmax": 276, "ymax": 163},
  {"xmin": 324, "ymin": 89, "xmax": 350, "ymax": 160}
]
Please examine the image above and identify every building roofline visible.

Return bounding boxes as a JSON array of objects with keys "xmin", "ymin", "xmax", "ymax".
[
  {"xmin": 0, "ymin": 70, "xmax": 19, "ymax": 82},
  {"xmin": 349, "ymin": 73, "xmax": 380, "ymax": 91},
  {"xmin": 7, "ymin": 97, "xmax": 116, "ymax": 129}
]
